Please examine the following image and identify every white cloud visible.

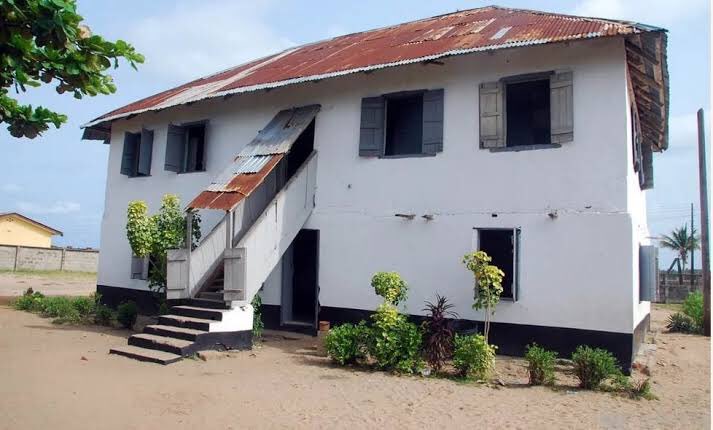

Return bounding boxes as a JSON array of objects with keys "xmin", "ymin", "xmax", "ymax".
[
  {"xmin": 17, "ymin": 201, "xmax": 81, "ymax": 215},
  {"xmin": 128, "ymin": 0, "xmax": 295, "ymax": 82},
  {"xmin": 1, "ymin": 183, "xmax": 21, "ymax": 193},
  {"xmin": 571, "ymin": 0, "xmax": 707, "ymax": 28}
]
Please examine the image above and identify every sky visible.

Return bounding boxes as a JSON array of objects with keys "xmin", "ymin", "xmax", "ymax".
[{"xmin": 0, "ymin": 0, "xmax": 710, "ymax": 268}]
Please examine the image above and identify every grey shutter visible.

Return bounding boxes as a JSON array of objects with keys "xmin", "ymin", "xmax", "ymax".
[
  {"xmin": 359, "ymin": 96, "xmax": 385, "ymax": 157},
  {"xmin": 513, "ymin": 228, "xmax": 521, "ymax": 302},
  {"xmin": 550, "ymin": 71, "xmax": 574, "ymax": 144},
  {"xmin": 639, "ymin": 245, "xmax": 658, "ymax": 302},
  {"xmin": 137, "ymin": 128, "xmax": 153, "ymax": 176},
  {"xmin": 130, "ymin": 255, "xmax": 146, "ymax": 279},
  {"xmin": 165, "ymin": 124, "xmax": 186, "ymax": 172},
  {"xmin": 422, "ymin": 89, "xmax": 444, "ymax": 154},
  {"xmin": 120, "ymin": 133, "xmax": 138, "ymax": 176},
  {"xmin": 479, "ymin": 82, "xmax": 504, "ymax": 148}
]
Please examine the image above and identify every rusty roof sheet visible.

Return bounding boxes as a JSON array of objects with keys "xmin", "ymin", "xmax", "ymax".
[
  {"xmin": 84, "ymin": 6, "xmax": 664, "ymax": 129},
  {"xmin": 188, "ymin": 154, "xmax": 284, "ymax": 210}
]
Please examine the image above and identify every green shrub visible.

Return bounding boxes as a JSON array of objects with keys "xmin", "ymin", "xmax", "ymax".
[
  {"xmin": 370, "ymin": 304, "xmax": 423, "ymax": 373},
  {"xmin": 525, "ymin": 344, "xmax": 557, "ymax": 386},
  {"xmin": 94, "ymin": 304, "xmax": 115, "ymax": 326},
  {"xmin": 71, "ymin": 296, "xmax": 96, "ymax": 318},
  {"xmin": 667, "ymin": 312, "xmax": 700, "ymax": 334},
  {"xmin": 452, "ymin": 334, "xmax": 496, "ymax": 380},
  {"xmin": 571, "ymin": 346, "xmax": 620, "ymax": 389},
  {"xmin": 324, "ymin": 322, "xmax": 371, "ymax": 365},
  {"xmin": 682, "ymin": 291, "xmax": 704, "ymax": 329},
  {"xmin": 14, "ymin": 290, "xmax": 45, "ymax": 312},
  {"xmin": 607, "ymin": 374, "xmax": 657, "ymax": 400},
  {"xmin": 251, "ymin": 294, "xmax": 264, "ymax": 340},
  {"xmin": 371, "ymin": 272, "xmax": 408, "ymax": 306},
  {"xmin": 117, "ymin": 301, "xmax": 138, "ymax": 329}
]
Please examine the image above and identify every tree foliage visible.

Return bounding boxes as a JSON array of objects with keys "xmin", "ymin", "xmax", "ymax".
[
  {"xmin": 371, "ymin": 271, "xmax": 408, "ymax": 306},
  {"xmin": 126, "ymin": 195, "xmax": 200, "ymax": 293},
  {"xmin": 1, "ymin": 0, "xmax": 143, "ymax": 138},
  {"xmin": 462, "ymin": 250, "xmax": 504, "ymax": 343},
  {"xmin": 659, "ymin": 224, "xmax": 700, "ymax": 270}
]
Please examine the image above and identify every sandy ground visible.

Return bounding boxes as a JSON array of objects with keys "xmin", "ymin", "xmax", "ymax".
[
  {"xmin": 0, "ymin": 272, "xmax": 96, "ymax": 304},
  {"xmin": 0, "ymin": 305, "xmax": 709, "ymax": 430}
]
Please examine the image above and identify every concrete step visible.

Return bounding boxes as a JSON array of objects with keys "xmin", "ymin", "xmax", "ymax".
[
  {"xmin": 128, "ymin": 333, "xmax": 194, "ymax": 356},
  {"xmin": 185, "ymin": 298, "xmax": 230, "ymax": 310},
  {"xmin": 197, "ymin": 291, "xmax": 224, "ymax": 301},
  {"xmin": 144, "ymin": 324, "xmax": 206, "ymax": 341},
  {"xmin": 171, "ymin": 305, "xmax": 226, "ymax": 321},
  {"xmin": 159, "ymin": 314, "xmax": 213, "ymax": 331},
  {"xmin": 109, "ymin": 345, "xmax": 183, "ymax": 365}
]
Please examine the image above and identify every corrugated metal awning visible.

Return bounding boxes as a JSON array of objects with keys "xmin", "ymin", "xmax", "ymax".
[{"xmin": 188, "ymin": 105, "xmax": 319, "ymax": 211}]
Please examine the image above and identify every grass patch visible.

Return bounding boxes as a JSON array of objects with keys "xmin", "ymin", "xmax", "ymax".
[
  {"xmin": 0, "ymin": 269, "xmax": 96, "ymax": 281},
  {"xmin": 13, "ymin": 288, "xmax": 113, "ymax": 325},
  {"xmin": 654, "ymin": 303, "xmax": 683, "ymax": 312}
]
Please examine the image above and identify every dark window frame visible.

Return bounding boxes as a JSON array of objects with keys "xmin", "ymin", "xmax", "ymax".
[
  {"xmin": 122, "ymin": 130, "xmax": 152, "ymax": 178},
  {"xmin": 502, "ymin": 72, "xmax": 553, "ymax": 149},
  {"xmin": 180, "ymin": 122, "xmax": 207, "ymax": 174},
  {"xmin": 474, "ymin": 227, "xmax": 521, "ymax": 302},
  {"xmin": 383, "ymin": 91, "xmax": 426, "ymax": 157}
]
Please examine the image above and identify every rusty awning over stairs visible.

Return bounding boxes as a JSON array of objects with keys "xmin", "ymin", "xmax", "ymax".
[{"xmin": 188, "ymin": 104, "xmax": 320, "ymax": 211}]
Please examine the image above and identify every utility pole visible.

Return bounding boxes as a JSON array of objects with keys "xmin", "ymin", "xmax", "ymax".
[
  {"xmin": 696, "ymin": 109, "xmax": 710, "ymax": 337},
  {"xmin": 691, "ymin": 202, "xmax": 695, "ymax": 290}
]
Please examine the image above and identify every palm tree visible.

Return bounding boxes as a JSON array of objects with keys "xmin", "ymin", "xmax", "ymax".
[{"xmin": 659, "ymin": 224, "xmax": 701, "ymax": 270}]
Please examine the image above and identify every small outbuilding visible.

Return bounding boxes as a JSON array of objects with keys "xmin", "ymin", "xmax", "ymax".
[{"xmin": 0, "ymin": 212, "xmax": 63, "ymax": 248}]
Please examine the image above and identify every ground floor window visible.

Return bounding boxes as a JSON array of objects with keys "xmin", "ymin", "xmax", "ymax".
[{"xmin": 475, "ymin": 228, "xmax": 520, "ymax": 300}]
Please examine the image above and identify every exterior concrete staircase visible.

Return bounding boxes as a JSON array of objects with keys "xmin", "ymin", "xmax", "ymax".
[{"xmin": 109, "ymin": 298, "xmax": 252, "ymax": 365}]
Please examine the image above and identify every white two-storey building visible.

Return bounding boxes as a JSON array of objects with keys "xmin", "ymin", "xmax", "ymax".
[{"xmin": 84, "ymin": 6, "xmax": 668, "ymax": 367}]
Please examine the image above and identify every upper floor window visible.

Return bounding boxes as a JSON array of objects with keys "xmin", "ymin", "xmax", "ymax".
[
  {"xmin": 359, "ymin": 89, "xmax": 444, "ymax": 157},
  {"xmin": 120, "ymin": 129, "xmax": 154, "ymax": 177},
  {"xmin": 479, "ymin": 71, "xmax": 573, "ymax": 151},
  {"xmin": 165, "ymin": 121, "xmax": 207, "ymax": 173}
]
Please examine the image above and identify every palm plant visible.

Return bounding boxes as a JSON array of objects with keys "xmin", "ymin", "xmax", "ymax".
[
  {"xmin": 422, "ymin": 295, "xmax": 459, "ymax": 372},
  {"xmin": 659, "ymin": 224, "xmax": 700, "ymax": 270}
]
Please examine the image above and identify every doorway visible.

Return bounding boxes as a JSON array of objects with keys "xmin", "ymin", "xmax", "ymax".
[{"xmin": 281, "ymin": 229, "xmax": 319, "ymax": 329}]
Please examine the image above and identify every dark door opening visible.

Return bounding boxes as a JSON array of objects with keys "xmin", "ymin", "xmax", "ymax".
[
  {"xmin": 478, "ymin": 229, "xmax": 515, "ymax": 299},
  {"xmin": 282, "ymin": 229, "xmax": 319, "ymax": 328}
]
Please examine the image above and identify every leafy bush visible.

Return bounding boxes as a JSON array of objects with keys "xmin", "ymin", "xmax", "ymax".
[
  {"xmin": 370, "ymin": 304, "xmax": 423, "ymax": 373},
  {"xmin": 371, "ymin": 272, "xmax": 408, "ymax": 306},
  {"xmin": 667, "ymin": 312, "xmax": 700, "ymax": 334},
  {"xmin": 571, "ymin": 346, "xmax": 620, "ymax": 389},
  {"xmin": 324, "ymin": 322, "xmax": 371, "ymax": 365},
  {"xmin": 607, "ymin": 374, "xmax": 657, "ymax": 400},
  {"xmin": 71, "ymin": 296, "xmax": 96, "ymax": 317},
  {"xmin": 682, "ymin": 291, "xmax": 704, "ymax": 329},
  {"xmin": 41, "ymin": 296, "xmax": 80, "ymax": 322},
  {"xmin": 116, "ymin": 301, "xmax": 138, "ymax": 329},
  {"xmin": 14, "ymin": 289, "xmax": 45, "ymax": 312},
  {"xmin": 251, "ymin": 294, "xmax": 264, "ymax": 341},
  {"xmin": 94, "ymin": 304, "xmax": 115, "ymax": 326},
  {"xmin": 422, "ymin": 294, "xmax": 458, "ymax": 372},
  {"xmin": 452, "ymin": 334, "xmax": 496, "ymax": 380},
  {"xmin": 525, "ymin": 344, "xmax": 557, "ymax": 386}
]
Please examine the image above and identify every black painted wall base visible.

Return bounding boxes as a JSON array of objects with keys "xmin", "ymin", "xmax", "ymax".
[
  {"xmin": 97, "ymin": 284, "xmax": 160, "ymax": 314},
  {"xmin": 193, "ymin": 330, "xmax": 253, "ymax": 352},
  {"xmin": 317, "ymin": 305, "xmax": 647, "ymax": 371}
]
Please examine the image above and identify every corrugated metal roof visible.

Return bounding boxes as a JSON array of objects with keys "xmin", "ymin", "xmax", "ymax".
[{"xmin": 83, "ymin": 6, "xmax": 663, "ymax": 129}]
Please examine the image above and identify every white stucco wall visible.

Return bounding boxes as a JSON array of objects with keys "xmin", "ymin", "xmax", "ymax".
[{"xmin": 97, "ymin": 37, "xmax": 644, "ymax": 334}]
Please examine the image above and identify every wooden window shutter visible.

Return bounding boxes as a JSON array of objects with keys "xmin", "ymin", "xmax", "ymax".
[
  {"xmin": 422, "ymin": 89, "xmax": 444, "ymax": 154},
  {"xmin": 513, "ymin": 228, "xmax": 521, "ymax": 302},
  {"xmin": 639, "ymin": 245, "xmax": 658, "ymax": 302},
  {"xmin": 550, "ymin": 71, "xmax": 574, "ymax": 144},
  {"xmin": 120, "ymin": 132, "xmax": 138, "ymax": 176},
  {"xmin": 479, "ymin": 82, "xmax": 505, "ymax": 148},
  {"xmin": 359, "ymin": 96, "xmax": 385, "ymax": 157},
  {"xmin": 137, "ymin": 128, "xmax": 153, "ymax": 176},
  {"xmin": 130, "ymin": 255, "xmax": 146, "ymax": 279},
  {"xmin": 165, "ymin": 124, "xmax": 186, "ymax": 172}
]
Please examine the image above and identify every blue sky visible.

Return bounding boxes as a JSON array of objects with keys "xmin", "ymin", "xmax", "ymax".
[{"xmin": 0, "ymin": 0, "xmax": 709, "ymax": 267}]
